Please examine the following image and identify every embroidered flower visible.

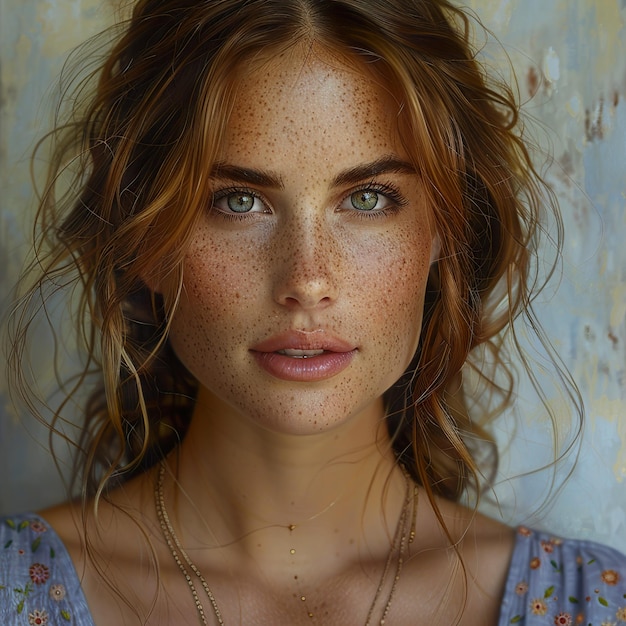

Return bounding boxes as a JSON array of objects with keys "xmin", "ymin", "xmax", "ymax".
[
  {"xmin": 601, "ymin": 570, "xmax": 621, "ymax": 585},
  {"xmin": 29, "ymin": 521, "xmax": 47, "ymax": 534},
  {"xmin": 49, "ymin": 584, "xmax": 66, "ymax": 601},
  {"xmin": 541, "ymin": 540, "xmax": 555, "ymax": 554},
  {"xmin": 28, "ymin": 609, "xmax": 49, "ymax": 625},
  {"xmin": 515, "ymin": 581, "xmax": 529, "ymax": 596},
  {"xmin": 531, "ymin": 599, "xmax": 548, "ymax": 615},
  {"xmin": 530, "ymin": 557, "xmax": 541, "ymax": 570},
  {"xmin": 554, "ymin": 613, "xmax": 572, "ymax": 626},
  {"xmin": 575, "ymin": 615, "xmax": 585, "ymax": 625},
  {"xmin": 518, "ymin": 527, "xmax": 533, "ymax": 537},
  {"xmin": 616, "ymin": 606, "xmax": 626, "ymax": 621},
  {"xmin": 29, "ymin": 563, "xmax": 50, "ymax": 585}
]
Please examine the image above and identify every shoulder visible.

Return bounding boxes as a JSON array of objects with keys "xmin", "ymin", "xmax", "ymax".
[
  {"xmin": 0, "ymin": 513, "xmax": 94, "ymax": 625},
  {"xmin": 499, "ymin": 526, "xmax": 626, "ymax": 625}
]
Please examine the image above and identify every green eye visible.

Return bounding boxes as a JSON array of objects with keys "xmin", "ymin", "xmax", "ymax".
[
  {"xmin": 350, "ymin": 190, "xmax": 379, "ymax": 211},
  {"xmin": 227, "ymin": 193, "xmax": 255, "ymax": 212}
]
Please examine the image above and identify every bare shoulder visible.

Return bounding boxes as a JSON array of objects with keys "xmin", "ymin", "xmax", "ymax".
[
  {"xmin": 436, "ymin": 496, "xmax": 516, "ymax": 588},
  {"xmin": 396, "ymin": 495, "xmax": 516, "ymax": 625},
  {"xmin": 37, "ymin": 476, "xmax": 160, "ymax": 625},
  {"xmin": 39, "ymin": 471, "xmax": 159, "ymax": 569},
  {"xmin": 457, "ymin": 508, "xmax": 517, "ymax": 625},
  {"xmin": 38, "ymin": 500, "xmax": 85, "ymax": 566}
]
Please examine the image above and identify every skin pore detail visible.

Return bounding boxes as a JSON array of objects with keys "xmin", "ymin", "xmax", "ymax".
[{"xmin": 167, "ymin": 46, "xmax": 436, "ymax": 440}]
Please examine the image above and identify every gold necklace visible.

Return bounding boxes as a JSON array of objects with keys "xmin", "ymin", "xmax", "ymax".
[{"xmin": 155, "ymin": 462, "xmax": 417, "ymax": 625}]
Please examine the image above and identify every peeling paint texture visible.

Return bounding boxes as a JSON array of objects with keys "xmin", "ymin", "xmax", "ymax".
[
  {"xmin": 468, "ymin": 0, "xmax": 626, "ymax": 549},
  {"xmin": 1, "ymin": 1, "xmax": 625, "ymax": 549}
]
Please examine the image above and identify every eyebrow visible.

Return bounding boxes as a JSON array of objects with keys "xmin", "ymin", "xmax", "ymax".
[
  {"xmin": 211, "ymin": 163, "xmax": 283, "ymax": 188},
  {"xmin": 331, "ymin": 155, "xmax": 417, "ymax": 187},
  {"xmin": 211, "ymin": 155, "xmax": 416, "ymax": 189}
]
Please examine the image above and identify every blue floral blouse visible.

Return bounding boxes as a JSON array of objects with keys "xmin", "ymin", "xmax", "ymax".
[{"xmin": 1, "ymin": 515, "xmax": 625, "ymax": 625}]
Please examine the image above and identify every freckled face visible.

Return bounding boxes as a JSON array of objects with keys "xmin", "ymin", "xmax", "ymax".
[{"xmin": 168, "ymin": 49, "xmax": 437, "ymax": 435}]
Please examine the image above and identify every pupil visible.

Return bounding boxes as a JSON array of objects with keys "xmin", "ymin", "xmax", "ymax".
[
  {"xmin": 352, "ymin": 191, "xmax": 378, "ymax": 211},
  {"xmin": 228, "ymin": 193, "xmax": 254, "ymax": 212}
]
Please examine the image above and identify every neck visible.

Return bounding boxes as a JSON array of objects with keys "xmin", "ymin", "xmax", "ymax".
[{"xmin": 163, "ymin": 387, "xmax": 408, "ymax": 573}]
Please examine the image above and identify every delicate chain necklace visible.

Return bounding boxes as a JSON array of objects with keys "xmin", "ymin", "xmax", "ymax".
[
  {"xmin": 364, "ymin": 472, "xmax": 418, "ymax": 626},
  {"xmin": 155, "ymin": 461, "xmax": 417, "ymax": 625}
]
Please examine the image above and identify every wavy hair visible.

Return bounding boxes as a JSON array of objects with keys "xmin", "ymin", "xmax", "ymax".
[{"xmin": 10, "ymin": 0, "xmax": 578, "ymax": 517}]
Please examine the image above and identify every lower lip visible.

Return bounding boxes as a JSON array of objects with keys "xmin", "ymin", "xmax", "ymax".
[{"xmin": 251, "ymin": 350, "xmax": 356, "ymax": 382}]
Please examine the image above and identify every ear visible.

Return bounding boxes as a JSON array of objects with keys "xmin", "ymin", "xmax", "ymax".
[{"xmin": 429, "ymin": 232, "xmax": 441, "ymax": 265}]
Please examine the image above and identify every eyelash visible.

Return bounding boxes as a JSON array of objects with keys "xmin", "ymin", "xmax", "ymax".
[{"xmin": 209, "ymin": 182, "xmax": 408, "ymax": 221}]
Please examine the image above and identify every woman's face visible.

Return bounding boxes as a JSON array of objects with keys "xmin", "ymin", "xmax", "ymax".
[{"xmin": 168, "ymin": 47, "xmax": 437, "ymax": 435}]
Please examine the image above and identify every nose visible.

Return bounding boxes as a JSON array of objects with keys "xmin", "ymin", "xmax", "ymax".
[{"xmin": 272, "ymin": 213, "xmax": 338, "ymax": 311}]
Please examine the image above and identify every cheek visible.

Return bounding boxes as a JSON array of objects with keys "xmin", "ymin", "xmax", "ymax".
[
  {"xmin": 350, "ymin": 229, "xmax": 432, "ymax": 365},
  {"xmin": 168, "ymin": 234, "xmax": 259, "ymax": 364},
  {"xmin": 180, "ymin": 228, "xmax": 268, "ymax": 316},
  {"xmin": 356, "ymin": 226, "xmax": 432, "ymax": 310}
]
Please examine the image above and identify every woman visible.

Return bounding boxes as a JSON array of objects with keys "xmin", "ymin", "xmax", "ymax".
[{"xmin": 1, "ymin": 0, "xmax": 624, "ymax": 624}]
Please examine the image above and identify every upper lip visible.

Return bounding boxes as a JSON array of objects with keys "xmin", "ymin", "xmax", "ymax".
[{"xmin": 250, "ymin": 330, "xmax": 356, "ymax": 353}]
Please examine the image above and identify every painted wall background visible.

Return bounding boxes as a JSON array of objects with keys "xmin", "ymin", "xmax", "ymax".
[{"xmin": 0, "ymin": 1, "xmax": 625, "ymax": 551}]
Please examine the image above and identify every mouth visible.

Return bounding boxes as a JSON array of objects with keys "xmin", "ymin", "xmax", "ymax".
[{"xmin": 250, "ymin": 331, "xmax": 357, "ymax": 381}]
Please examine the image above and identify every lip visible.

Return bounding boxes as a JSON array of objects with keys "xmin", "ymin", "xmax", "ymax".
[{"xmin": 250, "ymin": 330, "xmax": 357, "ymax": 382}]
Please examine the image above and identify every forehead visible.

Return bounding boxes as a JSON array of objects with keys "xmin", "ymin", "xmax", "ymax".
[{"xmin": 219, "ymin": 45, "xmax": 405, "ymax": 168}]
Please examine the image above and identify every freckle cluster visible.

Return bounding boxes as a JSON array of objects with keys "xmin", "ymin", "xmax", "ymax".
[{"xmin": 167, "ymin": 45, "xmax": 435, "ymax": 436}]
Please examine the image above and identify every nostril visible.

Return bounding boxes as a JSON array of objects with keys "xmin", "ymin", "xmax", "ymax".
[{"xmin": 276, "ymin": 289, "xmax": 334, "ymax": 310}]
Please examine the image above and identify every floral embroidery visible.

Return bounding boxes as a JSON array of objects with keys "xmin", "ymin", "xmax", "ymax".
[
  {"xmin": 513, "ymin": 527, "xmax": 626, "ymax": 624},
  {"xmin": 29, "ymin": 521, "xmax": 48, "ymax": 534},
  {"xmin": 531, "ymin": 598, "xmax": 548, "ymax": 615},
  {"xmin": 49, "ymin": 583, "xmax": 67, "ymax": 601},
  {"xmin": 518, "ymin": 527, "xmax": 533, "ymax": 537},
  {"xmin": 29, "ymin": 562, "xmax": 50, "ymax": 585},
  {"xmin": 0, "ymin": 516, "xmax": 78, "ymax": 624},
  {"xmin": 28, "ymin": 609, "xmax": 49, "ymax": 625},
  {"xmin": 602, "ymin": 570, "xmax": 621, "ymax": 585}
]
